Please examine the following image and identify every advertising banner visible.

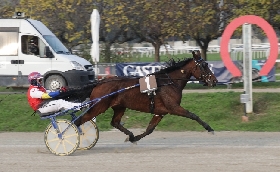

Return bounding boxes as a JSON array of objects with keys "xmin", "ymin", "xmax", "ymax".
[
  {"xmin": 116, "ymin": 60, "xmax": 275, "ymax": 83},
  {"xmin": 116, "ymin": 62, "xmax": 165, "ymax": 76}
]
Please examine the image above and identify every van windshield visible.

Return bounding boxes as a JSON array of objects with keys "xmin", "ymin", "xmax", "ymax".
[{"xmin": 43, "ymin": 35, "xmax": 71, "ymax": 54}]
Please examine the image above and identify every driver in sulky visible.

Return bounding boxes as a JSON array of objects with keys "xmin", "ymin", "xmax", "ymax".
[{"xmin": 27, "ymin": 72, "xmax": 82, "ymax": 115}]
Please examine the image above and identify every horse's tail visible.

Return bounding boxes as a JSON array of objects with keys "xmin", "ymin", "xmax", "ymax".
[
  {"xmin": 59, "ymin": 81, "xmax": 98, "ymax": 102},
  {"xmin": 78, "ymin": 82, "xmax": 99, "ymax": 100}
]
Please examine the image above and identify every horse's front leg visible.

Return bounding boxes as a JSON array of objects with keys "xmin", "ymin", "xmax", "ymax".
[
  {"xmin": 133, "ymin": 114, "xmax": 163, "ymax": 142},
  {"xmin": 111, "ymin": 106, "xmax": 135, "ymax": 142},
  {"xmin": 170, "ymin": 106, "xmax": 214, "ymax": 134}
]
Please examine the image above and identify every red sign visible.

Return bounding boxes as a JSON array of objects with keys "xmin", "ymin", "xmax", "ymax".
[{"xmin": 220, "ymin": 15, "xmax": 278, "ymax": 76}]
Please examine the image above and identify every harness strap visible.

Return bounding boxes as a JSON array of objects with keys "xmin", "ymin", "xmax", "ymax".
[
  {"xmin": 148, "ymin": 91, "xmax": 155, "ymax": 114},
  {"xmin": 159, "ymin": 83, "xmax": 173, "ymax": 86}
]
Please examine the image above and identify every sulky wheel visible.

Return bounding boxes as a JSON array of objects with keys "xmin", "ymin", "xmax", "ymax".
[
  {"xmin": 77, "ymin": 119, "xmax": 99, "ymax": 150},
  {"xmin": 44, "ymin": 119, "xmax": 80, "ymax": 156}
]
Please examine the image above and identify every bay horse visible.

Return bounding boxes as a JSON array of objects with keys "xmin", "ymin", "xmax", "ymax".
[{"xmin": 75, "ymin": 51, "xmax": 218, "ymax": 143}]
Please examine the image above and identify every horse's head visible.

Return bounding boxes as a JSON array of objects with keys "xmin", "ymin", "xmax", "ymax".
[{"xmin": 190, "ymin": 51, "xmax": 218, "ymax": 87}]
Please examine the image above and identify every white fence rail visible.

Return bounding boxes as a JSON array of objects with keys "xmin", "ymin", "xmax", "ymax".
[{"xmin": 230, "ymin": 43, "xmax": 280, "ymax": 61}]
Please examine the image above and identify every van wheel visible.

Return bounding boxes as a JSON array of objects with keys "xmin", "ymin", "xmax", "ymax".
[{"xmin": 45, "ymin": 75, "xmax": 66, "ymax": 91}]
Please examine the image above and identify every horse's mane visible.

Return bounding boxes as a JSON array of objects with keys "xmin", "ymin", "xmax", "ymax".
[{"xmin": 151, "ymin": 57, "xmax": 193, "ymax": 75}]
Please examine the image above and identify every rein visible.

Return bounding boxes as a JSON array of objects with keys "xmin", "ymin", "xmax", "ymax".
[{"xmin": 156, "ymin": 78, "xmax": 201, "ymax": 81}]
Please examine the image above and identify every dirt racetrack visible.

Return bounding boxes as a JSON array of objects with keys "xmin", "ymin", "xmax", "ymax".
[{"xmin": 0, "ymin": 130, "xmax": 280, "ymax": 172}]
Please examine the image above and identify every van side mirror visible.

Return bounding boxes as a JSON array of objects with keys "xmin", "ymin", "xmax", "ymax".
[{"xmin": 45, "ymin": 46, "xmax": 54, "ymax": 58}]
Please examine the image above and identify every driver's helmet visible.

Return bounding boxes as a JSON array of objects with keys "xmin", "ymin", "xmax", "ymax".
[{"xmin": 28, "ymin": 72, "xmax": 43, "ymax": 84}]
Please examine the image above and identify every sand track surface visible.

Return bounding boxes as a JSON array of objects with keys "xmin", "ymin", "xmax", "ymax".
[{"xmin": 0, "ymin": 130, "xmax": 280, "ymax": 172}]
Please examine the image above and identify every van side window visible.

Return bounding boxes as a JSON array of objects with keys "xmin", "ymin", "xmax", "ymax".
[
  {"xmin": 0, "ymin": 27, "xmax": 19, "ymax": 56},
  {"xmin": 21, "ymin": 35, "xmax": 46, "ymax": 57}
]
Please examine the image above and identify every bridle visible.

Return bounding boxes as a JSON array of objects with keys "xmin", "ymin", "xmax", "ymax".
[{"xmin": 193, "ymin": 57, "xmax": 214, "ymax": 83}]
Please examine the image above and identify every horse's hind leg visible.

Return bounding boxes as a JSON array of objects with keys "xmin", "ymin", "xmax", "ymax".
[
  {"xmin": 75, "ymin": 102, "xmax": 110, "ymax": 127},
  {"xmin": 132, "ymin": 114, "xmax": 163, "ymax": 142},
  {"xmin": 111, "ymin": 106, "xmax": 136, "ymax": 142}
]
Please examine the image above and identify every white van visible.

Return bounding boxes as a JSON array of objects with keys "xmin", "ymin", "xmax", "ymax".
[{"xmin": 0, "ymin": 13, "xmax": 95, "ymax": 90}]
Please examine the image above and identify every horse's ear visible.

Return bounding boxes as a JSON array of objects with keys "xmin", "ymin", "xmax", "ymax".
[{"xmin": 192, "ymin": 51, "xmax": 198, "ymax": 59}]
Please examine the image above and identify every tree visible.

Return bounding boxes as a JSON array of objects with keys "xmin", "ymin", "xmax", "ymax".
[
  {"xmin": 18, "ymin": 0, "xmax": 95, "ymax": 50},
  {"xmin": 18, "ymin": 0, "xmax": 137, "ymax": 62},
  {"xmin": 0, "ymin": 0, "xmax": 19, "ymax": 18},
  {"xmin": 103, "ymin": 0, "xmax": 185, "ymax": 62},
  {"xmin": 98, "ymin": 0, "xmax": 139, "ymax": 62},
  {"xmin": 178, "ymin": 0, "xmax": 233, "ymax": 60},
  {"xmin": 230, "ymin": 0, "xmax": 280, "ymax": 31}
]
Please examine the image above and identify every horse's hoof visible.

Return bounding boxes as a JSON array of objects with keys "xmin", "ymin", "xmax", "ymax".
[
  {"xmin": 208, "ymin": 131, "xmax": 215, "ymax": 135},
  {"xmin": 133, "ymin": 141, "xmax": 137, "ymax": 145}
]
